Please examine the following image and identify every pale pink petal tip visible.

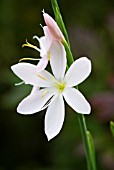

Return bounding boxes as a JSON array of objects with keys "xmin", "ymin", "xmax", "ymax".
[{"xmin": 43, "ymin": 13, "xmax": 64, "ymax": 42}]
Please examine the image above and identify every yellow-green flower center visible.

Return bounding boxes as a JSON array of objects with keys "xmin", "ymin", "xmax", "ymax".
[{"xmin": 56, "ymin": 81, "xmax": 66, "ymax": 93}]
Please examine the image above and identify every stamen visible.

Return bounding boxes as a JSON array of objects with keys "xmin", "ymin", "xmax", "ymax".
[
  {"xmin": 42, "ymin": 90, "xmax": 49, "ymax": 98},
  {"xmin": 15, "ymin": 81, "xmax": 24, "ymax": 86},
  {"xmin": 42, "ymin": 9, "xmax": 45, "ymax": 14},
  {"xmin": 47, "ymin": 51, "xmax": 50, "ymax": 60},
  {"xmin": 40, "ymin": 24, "xmax": 43, "ymax": 28},
  {"xmin": 33, "ymin": 36, "xmax": 40, "ymax": 41},
  {"xmin": 56, "ymin": 81, "xmax": 66, "ymax": 93},
  {"xmin": 22, "ymin": 39, "xmax": 41, "ymax": 52},
  {"xmin": 33, "ymin": 35, "xmax": 46, "ymax": 53},
  {"xmin": 19, "ymin": 58, "xmax": 41, "ymax": 62},
  {"xmin": 37, "ymin": 74, "xmax": 46, "ymax": 80}
]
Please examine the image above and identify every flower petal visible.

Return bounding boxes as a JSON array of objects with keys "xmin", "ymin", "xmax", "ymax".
[
  {"xmin": 36, "ymin": 56, "xmax": 48, "ymax": 72},
  {"xmin": 38, "ymin": 36, "xmax": 46, "ymax": 57},
  {"xmin": 36, "ymin": 70, "xmax": 55, "ymax": 87},
  {"xmin": 11, "ymin": 62, "xmax": 39, "ymax": 86},
  {"xmin": 38, "ymin": 26, "xmax": 53, "ymax": 57},
  {"xmin": 17, "ymin": 88, "xmax": 56, "ymax": 114},
  {"xmin": 64, "ymin": 57, "xmax": 91, "ymax": 87},
  {"xmin": 45, "ymin": 94, "xmax": 65, "ymax": 141},
  {"xmin": 50, "ymin": 40, "xmax": 67, "ymax": 80},
  {"xmin": 63, "ymin": 87, "xmax": 91, "ymax": 114},
  {"xmin": 30, "ymin": 86, "xmax": 39, "ymax": 95},
  {"xmin": 33, "ymin": 35, "xmax": 46, "ymax": 57},
  {"xmin": 43, "ymin": 26, "xmax": 53, "ymax": 48}
]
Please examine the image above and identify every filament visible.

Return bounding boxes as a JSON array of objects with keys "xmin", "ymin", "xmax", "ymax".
[
  {"xmin": 19, "ymin": 58, "xmax": 41, "ymax": 62},
  {"xmin": 15, "ymin": 81, "xmax": 24, "ymax": 86},
  {"xmin": 22, "ymin": 39, "xmax": 41, "ymax": 52}
]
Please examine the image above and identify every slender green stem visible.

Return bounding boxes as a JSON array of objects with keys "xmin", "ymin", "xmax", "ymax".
[
  {"xmin": 110, "ymin": 121, "xmax": 114, "ymax": 137},
  {"xmin": 62, "ymin": 40, "xmax": 74, "ymax": 66},
  {"xmin": 78, "ymin": 115, "xmax": 96, "ymax": 170},
  {"xmin": 78, "ymin": 115, "xmax": 90, "ymax": 169}
]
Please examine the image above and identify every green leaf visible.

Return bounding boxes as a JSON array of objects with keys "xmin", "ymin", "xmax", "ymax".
[
  {"xmin": 51, "ymin": 0, "xmax": 70, "ymax": 45},
  {"xmin": 87, "ymin": 131, "xmax": 96, "ymax": 170},
  {"xmin": 110, "ymin": 121, "xmax": 114, "ymax": 137}
]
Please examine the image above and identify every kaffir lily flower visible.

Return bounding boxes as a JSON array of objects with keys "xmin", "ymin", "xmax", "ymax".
[
  {"xmin": 43, "ymin": 12, "xmax": 65, "ymax": 42},
  {"xmin": 22, "ymin": 26, "xmax": 53, "ymax": 72},
  {"xmin": 11, "ymin": 40, "xmax": 91, "ymax": 141}
]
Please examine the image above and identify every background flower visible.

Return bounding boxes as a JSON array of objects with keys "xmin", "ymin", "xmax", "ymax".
[{"xmin": 22, "ymin": 26, "xmax": 53, "ymax": 72}]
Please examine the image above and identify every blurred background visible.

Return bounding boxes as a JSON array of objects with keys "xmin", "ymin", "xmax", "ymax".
[{"xmin": 0, "ymin": 0, "xmax": 114, "ymax": 169}]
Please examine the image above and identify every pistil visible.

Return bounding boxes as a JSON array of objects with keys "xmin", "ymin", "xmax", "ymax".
[{"xmin": 56, "ymin": 81, "xmax": 66, "ymax": 93}]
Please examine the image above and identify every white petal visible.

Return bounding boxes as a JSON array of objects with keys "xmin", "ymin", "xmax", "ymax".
[
  {"xmin": 30, "ymin": 86, "xmax": 39, "ymax": 95},
  {"xmin": 63, "ymin": 87, "xmax": 91, "ymax": 114},
  {"xmin": 39, "ymin": 36, "xmax": 47, "ymax": 57},
  {"xmin": 17, "ymin": 88, "xmax": 56, "ymax": 114},
  {"xmin": 45, "ymin": 94, "xmax": 65, "ymax": 141},
  {"xmin": 36, "ymin": 56, "xmax": 48, "ymax": 72},
  {"xmin": 43, "ymin": 26, "xmax": 53, "ymax": 46},
  {"xmin": 33, "ymin": 35, "xmax": 46, "ymax": 57},
  {"xmin": 50, "ymin": 40, "xmax": 67, "ymax": 80},
  {"xmin": 64, "ymin": 57, "xmax": 91, "ymax": 87},
  {"xmin": 11, "ymin": 62, "xmax": 39, "ymax": 86},
  {"xmin": 36, "ymin": 70, "xmax": 56, "ymax": 87},
  {"xmin": 39, "ymin": 26, "xmax": 53, "ymax": 57}
]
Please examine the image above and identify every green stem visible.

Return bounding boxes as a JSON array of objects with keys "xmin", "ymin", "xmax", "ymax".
[
  {"xmin": 62, "ymin": 40, "xmax": 74, "ymax": 66},
  {"xmin": 78, "ymin": 115, "xmax": 96, "ymax": 170}
]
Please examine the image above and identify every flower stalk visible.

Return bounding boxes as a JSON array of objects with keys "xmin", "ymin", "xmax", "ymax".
[
  {"xmin": 51, "ymin": 0, "xmax": 96, "ymax": 169},
  {"xmin": 62, "ymin": 39, "xmax": 74, "ymax": 67},
  {"xmin": 78, "ymin": 115, "xmax": 96, "ymax": 170},
  {"xmin": 110, "ymin": 121, "xmax": 114, "ymax": 137}
]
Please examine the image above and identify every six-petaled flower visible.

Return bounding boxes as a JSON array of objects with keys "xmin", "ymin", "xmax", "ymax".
[{"xmin": 11, "ymin": 40, "xmax": 91, "ymax": 140}]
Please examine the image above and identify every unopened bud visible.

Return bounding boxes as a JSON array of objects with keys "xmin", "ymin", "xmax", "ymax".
[{"xmin": 43, "ymin": 13, "xmax": 65, "ymax": 42}]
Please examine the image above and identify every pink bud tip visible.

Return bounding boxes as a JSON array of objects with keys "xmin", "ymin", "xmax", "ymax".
[{"xmin": 43, "ymin": 13, "xmax": 64, "ymax": 42}]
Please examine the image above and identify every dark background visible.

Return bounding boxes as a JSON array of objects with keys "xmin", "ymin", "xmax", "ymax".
[{"xmin": 1, "ymin": 0, "xmax": 114, "ymax": 169}]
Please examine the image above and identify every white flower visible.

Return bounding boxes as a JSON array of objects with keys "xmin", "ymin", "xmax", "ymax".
[
  {"xmin": 22, "ymin": 26, "xmax": 53, "ymax": 72},
  {"xmin": 11, "ymin": 40, "xmax": 91, "ymax": 141}
]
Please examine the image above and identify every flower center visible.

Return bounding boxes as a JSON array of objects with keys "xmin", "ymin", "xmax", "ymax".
[{"xmin": 56, "ymin": 81, "xmax": 66, "ymax": 93}]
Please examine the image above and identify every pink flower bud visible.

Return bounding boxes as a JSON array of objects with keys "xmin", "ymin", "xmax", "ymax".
[{"xmin": 43, "ymin": 13, "xmax": 65, "ymax": 42}]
